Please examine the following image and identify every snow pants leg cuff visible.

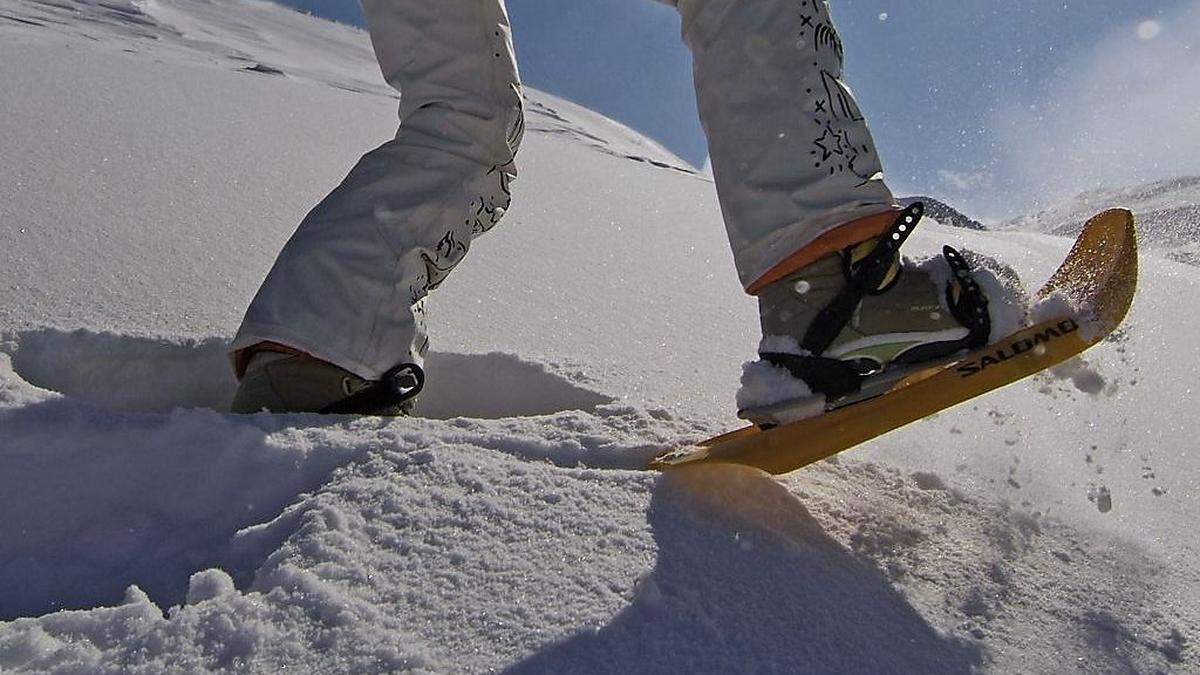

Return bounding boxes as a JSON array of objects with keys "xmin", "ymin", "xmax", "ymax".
[{"xmin": 677, "ymin": 0, "xmax": 897, "ymax": 292}]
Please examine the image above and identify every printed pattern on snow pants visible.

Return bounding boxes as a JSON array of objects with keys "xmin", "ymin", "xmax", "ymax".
[
  {"xmin": 678, "ymin": 0, "xmax": 895, "ymax": 288},
  {"xmin": 231, "ymin": 0, "xmax": 524, "ymax": 378},
  {"xmin": 232, "ymin": 0, "xmax": 895, "ymax": 377}
]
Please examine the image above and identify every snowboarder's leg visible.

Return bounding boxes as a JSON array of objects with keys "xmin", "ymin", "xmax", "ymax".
[
  {"xmin": 229, "ymin": 0, "xmax": 523, "ymax": 413},
  {"xmin": 674, "ymin": 0, "xmax": 897, "ymax": 292},
  {"xmin": 673, "ymin": 0, "xmax": 1029, "ymax": 425}
]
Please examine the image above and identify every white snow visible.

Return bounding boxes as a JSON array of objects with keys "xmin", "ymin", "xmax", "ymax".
[
  {"xmin": 735, "ymin": 359, "xmax": 815, "ymax": 413},
  {"xmin": 1, "ymin": 0, "xmax": 1198, "ymax": 672},
  {"xmin": 1001, "ymin": 176, "xmax": 1200, "ymax": 267}
]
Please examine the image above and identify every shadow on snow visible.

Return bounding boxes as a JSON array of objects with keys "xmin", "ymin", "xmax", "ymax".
[
  {"xmin": 508, "ymin": 465, "xmax": 983, "ymax": 673},
  {"xmin": 2, "ymin": 327, "xmax": 613, "ymax": 418}
]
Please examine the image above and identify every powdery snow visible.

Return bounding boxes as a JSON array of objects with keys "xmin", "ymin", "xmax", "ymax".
[
  {"xmin": 735, "ymin": 359, "xmax": 815, "ymax": 413},
  {"xmin": 1000, "ymin": 176, "xmax": 1200, "ymax": 267},
  {"xmin": 912, "ymin": 249, "xmax": 1030, "ymax": 345},
  {"xmin": 1, "ymin": 1, "xmax": 1198, "ymax": 672}
]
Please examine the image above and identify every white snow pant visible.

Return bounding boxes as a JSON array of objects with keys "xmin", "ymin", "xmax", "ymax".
[{"xmin": 231, "ymin": 0, "xmax": 895, "ymax": 379}]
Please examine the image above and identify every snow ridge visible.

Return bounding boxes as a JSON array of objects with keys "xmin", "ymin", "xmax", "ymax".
[
  {"xmin": 1002, "ymin": 175, "xmax": 1200, "ymax": 266},
  {"xmin": 1, "ymin": 0, "xmax": 1198, "ymax": 671}
]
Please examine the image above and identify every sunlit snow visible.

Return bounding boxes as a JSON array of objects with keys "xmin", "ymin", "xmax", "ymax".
[{"xmin": 0, "ymin": 0, "xmax": 1196, "ymax": 672}]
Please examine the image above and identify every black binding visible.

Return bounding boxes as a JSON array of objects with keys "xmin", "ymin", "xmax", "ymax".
[
  {"xmin": 802, "ymin": 202, "xmax": 925, "ymax": 355},
  {"xmin": 756, "ymin": 203, "xmax": 995, "ymax": 401},
  {"xmin": 760, "ymin": 352, "xmax": 864, "ymax": 399},
  {"xmin": 942, "ymin": 246, "xmax": 991, "ymax": 348},
  {"xmin": 320, "ymin": 363, "xmax": 425, "ymax": 415}
]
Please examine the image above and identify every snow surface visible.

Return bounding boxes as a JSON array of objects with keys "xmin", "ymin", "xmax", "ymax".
[
  {"xmin": 735, "ymin": 359, "xmax": 815, "ymax": 414},
  {"xmin": 1001, "ymin": 176, "xmax": 1200, "ymax": 268},
  {"xmin": 1, "ymin": 1, "xmax": 1198, "ymax": 672}
]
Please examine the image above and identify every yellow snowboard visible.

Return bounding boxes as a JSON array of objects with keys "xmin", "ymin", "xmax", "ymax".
[{"xmin": 651, "ymin": 209, "xmax": 1139, "ymax": 475}]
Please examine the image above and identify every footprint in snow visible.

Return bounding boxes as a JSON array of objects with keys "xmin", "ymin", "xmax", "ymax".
[{"xmin": 1, "ymin": 327, "xmax": 614, "ymax": 418}]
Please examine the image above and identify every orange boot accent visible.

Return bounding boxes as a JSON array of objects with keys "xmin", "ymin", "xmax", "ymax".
[
  {"xmin": 232, "ymin": 341, "xmax": 309, "ymax": 379},
  {"xmin": 746, "ymin": 209, "xmax": 901, "ymax": 295}
]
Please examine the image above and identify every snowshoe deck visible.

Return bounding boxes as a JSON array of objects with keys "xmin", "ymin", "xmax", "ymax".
[{"xmin": 651, "ymin": 209, "xmax": 1139, "ymax": 475}]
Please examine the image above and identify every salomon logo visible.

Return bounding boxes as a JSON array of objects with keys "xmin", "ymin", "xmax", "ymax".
[{"xmin": 957, "ymin": 319, "xmax": 1079, "ymax": 377}]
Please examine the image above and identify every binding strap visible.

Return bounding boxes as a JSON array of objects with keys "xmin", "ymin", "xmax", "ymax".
[
  {"xmin": 760, "ymin": 352, "xmax": 865, "ymax": 399},
  {"xmin": 942, "ymin": 245, "xmax": 991, "ymax": 346},
  {"xmin": 802, "ymin": 202, "xmax": 925, "ymax": 356},
  {"xmin": 770, "ymin": 203, "xmax": 993, "ymax": 398},
  {"xmin": 321, "ymin": 363, "xmax": 425, "ymax": 415},
  {"xmin": 891, "ymin": 246, "xmax": 991, "ymax": 365}
]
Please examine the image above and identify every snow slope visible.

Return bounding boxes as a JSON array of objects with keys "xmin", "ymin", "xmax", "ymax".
[
  {"xmin": 1002, "ymin": 176, "xmax": 1200, "ymax": 267},
  {"xmin": 1, "ymin": 1, "xmax": 1197, "ymax": 672}
]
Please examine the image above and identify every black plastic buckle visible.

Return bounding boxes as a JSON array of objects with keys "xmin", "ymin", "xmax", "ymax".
[
  {"xmin": 320, "ymin": 363, "xmax": 426, "ymax": 416},
  {"xmin": 942, "ymin": 246, "xmax": 991, "ymax": 348},
  {"xmin": 802, "ymin": 203, "xmax": 926, "ymax": 356},
  {"xmin": 849, "ymin": 201, "xmax": 923, "ymax": 293}
]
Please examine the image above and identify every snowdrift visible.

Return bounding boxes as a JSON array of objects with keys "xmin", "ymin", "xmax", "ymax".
[{"xmin": 1, "ymin": 0, "xmax": 1196, "ymax": 671}]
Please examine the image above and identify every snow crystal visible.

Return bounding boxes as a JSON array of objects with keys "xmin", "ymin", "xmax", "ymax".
[
  {"xmin": 187, "ymin": 570, "xmax": 237, "ymax": 605},
  {"xmin": 757, "ymin": 334, "xmax": 810, "ymax": 357},
  {"xmin": 735, "ymin": 358, "xmax": 816, "ymax": 412}
]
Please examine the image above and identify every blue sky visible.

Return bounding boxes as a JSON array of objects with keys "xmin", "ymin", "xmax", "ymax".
[{"xmin": 282, "ymin": 0, "xmax": 1199, "ymax": 220}]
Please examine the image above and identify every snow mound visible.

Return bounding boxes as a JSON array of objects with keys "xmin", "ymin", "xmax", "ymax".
[
  {"xmin": 735, "ymin": 358, "xmax": 815, "ymax": 413},
  {"xmin": 0, "ymin": 328, "xmax": 614, "ymax": 418},
  {"xmin": 1, "ymin": 0, "xmax": 1198, "ymax": 671},
  {"xmin": 1, "ymin": 453, "xmax": 1190, "ymax": 671},
  {"xmin": 0, "ymin": 0, "xmax": 694, "ymax": 174},
  {"xmin": 0, "ymin": 349, "xmax": 706, "ymax": 621}
]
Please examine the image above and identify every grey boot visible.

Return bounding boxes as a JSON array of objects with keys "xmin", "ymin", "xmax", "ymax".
[
  {"xmin": 230, "ymin": 351, "xmax": 422, "ymax": 416},
  {"xmin": 760, "ymin": 254, "xmax": 973, "ymax": 364},
  {"xmin": 743, "ymin": 203, "xmax": 1022, "ymax": 425}
]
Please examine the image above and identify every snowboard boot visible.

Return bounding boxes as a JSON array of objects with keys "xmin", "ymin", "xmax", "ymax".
[
  {"xmin": 740, "ymin": 202, "xmax": 1025, "ymax": 427},
  {"xmin": 230, "ymin": 349, "xmax": 423, "ymax": 416}
]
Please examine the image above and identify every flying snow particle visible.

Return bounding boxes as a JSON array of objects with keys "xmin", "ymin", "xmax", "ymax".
[
  {"xmin": 879, "ymin": 12, "xmax": 889, "ymax": 22},
  {"xmin": 1137, "ymin": 20, "xmax": 1162, "ymax": 40}
]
